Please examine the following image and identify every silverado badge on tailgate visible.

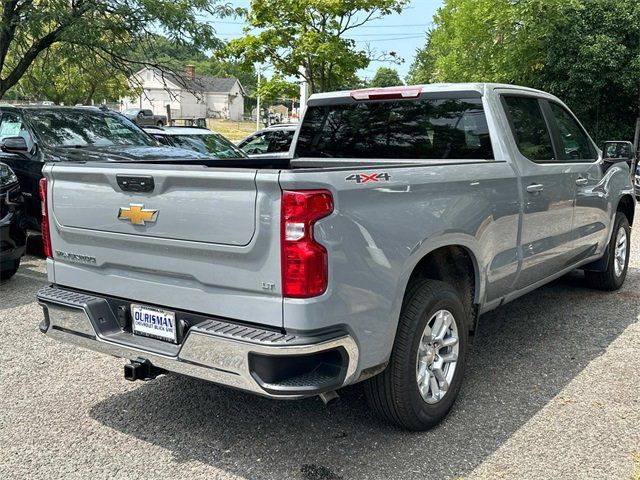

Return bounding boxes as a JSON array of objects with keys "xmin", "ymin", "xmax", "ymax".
[{"xmin": 118, "ymin": 204, "xmax": 158, "ymax": 226}]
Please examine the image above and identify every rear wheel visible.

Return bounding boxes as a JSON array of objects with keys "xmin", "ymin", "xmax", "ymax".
[
  {"xmin": 364, "ymin": 279, "xmax": 468, "ymax": 430},
  {"xmin": 156, "ymin": 121, "xmax": 164, "ymax": 127},
  {"xmin": 585, "ymin": 212, "xmax": 630, "ymax": 291},
  {"xmin": 0, "ymin": 258, "xmax": 20, "ymax": 281}
]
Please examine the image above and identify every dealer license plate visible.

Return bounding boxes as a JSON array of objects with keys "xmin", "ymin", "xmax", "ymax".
[{"xmin": 131, "ymin": 304, "xmax": 177, "ymax": 343}]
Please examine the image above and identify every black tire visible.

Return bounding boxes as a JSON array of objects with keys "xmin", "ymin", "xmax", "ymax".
[
  {"xmin": 156, "ymin": 121, "xmax": 164, "ymax": 127},
  {"xmin": 363, "ymin": 279, "xmax": 468, "ymax": 430},
  {"xmin": 585, "ymin": 212, "xmax": 630, "ymax": 291},
  {"xmin": 0, "ymin": 258, "xmax": 20, "ymax": 281}
]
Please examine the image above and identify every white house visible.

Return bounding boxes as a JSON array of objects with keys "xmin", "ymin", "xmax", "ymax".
[{"xmin": 121, "ymin": 66, "xmax": 246, "ymax": 121}]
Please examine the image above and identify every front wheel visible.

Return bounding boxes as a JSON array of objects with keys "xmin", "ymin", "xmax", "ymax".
[
  {"xmin": 364, "ymin": 279, "xmax": 468, "ymax": 430},
  {"xmin": 585, "ymin": 212, "xmax": 630, "ymax": 291}
]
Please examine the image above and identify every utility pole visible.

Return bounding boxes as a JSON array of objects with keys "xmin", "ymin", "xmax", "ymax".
[
  {"xmin": 635, "ymin": 34, "xmax": 640, "ymax": 164},
  {"xmin": 256, "ymin": 66, "xmax": 261, "ymax": 131},
  {"xmin": 299, "ymin": 66, "xmax": 310, "ymax": 119},
  {"xmin": 635, "ymin": 83, "xmax": 640, "ymax": 161}
]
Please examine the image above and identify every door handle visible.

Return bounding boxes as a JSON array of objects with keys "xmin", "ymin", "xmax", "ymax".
[
  {"xmin": 576, "ymin": 177, "xmax": 588, "ymax": 186},
  {"xmin": 526, "ymin": 183, "xmax": 544, "ymax": 193}
]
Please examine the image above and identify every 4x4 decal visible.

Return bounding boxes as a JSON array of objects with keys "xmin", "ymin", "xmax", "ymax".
[{"xmin": 345, "ymin": 172, "xmax": 391, "ymax": 184}]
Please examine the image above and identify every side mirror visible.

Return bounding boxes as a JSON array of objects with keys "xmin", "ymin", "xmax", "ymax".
[
  {"xmin": 1, "ymin": 136, "xmax": 28, "ymax": 153},
  {"xmin": 603, "ymin": 141, "xmax": 635, "ymax": 165}
]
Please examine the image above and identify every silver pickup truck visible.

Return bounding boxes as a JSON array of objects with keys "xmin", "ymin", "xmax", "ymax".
[{"xmin": 37, "ymin": 83, "xmax": 635, "ymax": 430}]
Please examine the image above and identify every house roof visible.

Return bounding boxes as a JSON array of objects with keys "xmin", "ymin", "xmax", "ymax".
[{"xmin": 155, "ymin": 69, "xmax": 244, "ymax": 95}]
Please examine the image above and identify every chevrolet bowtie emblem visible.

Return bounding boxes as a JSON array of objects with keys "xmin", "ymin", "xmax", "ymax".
[{"xmin": 118, "ymin": 204, "xmax": 158, "ymax": 226}]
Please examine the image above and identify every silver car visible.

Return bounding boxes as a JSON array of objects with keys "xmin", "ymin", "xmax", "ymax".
[{"xmin": 237, "ymin": 124, "xmax": 297, "ymax": 159}]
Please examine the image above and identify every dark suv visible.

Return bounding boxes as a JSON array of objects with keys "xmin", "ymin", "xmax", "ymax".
[
  {"xmin": 0, "ymin": 106, "xmax": 209, "ymax": 230},
  {"xmin": 0, "ymin": 162, "xmax": 25, "ymax": 279}
]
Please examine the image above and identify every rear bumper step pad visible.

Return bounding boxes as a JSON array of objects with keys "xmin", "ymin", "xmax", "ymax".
[{"xmin": 37, "ymin": 285, "xmax": 359, "ymax": 398}]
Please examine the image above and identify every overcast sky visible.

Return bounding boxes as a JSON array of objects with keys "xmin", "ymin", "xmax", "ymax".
[{"xmin": 212, "ymin": 0, "xmax": 443, "ymax": 81}]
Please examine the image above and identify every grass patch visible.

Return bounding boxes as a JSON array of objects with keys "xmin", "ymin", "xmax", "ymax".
[
  {"xmin": 207, "ymin": 119, "xmax": 257, "ymax": 142},
  {"xmin": 633, "ymin": 452, "xmax": 640, "ymax": 480}
]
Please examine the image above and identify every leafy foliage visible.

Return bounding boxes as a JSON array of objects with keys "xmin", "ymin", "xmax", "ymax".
[
  {"xmin": 538, "ymin": 0, "xmax": 640, "ymax": 142},
  {"xmin": 369, "ymin": 67, "xmax": 403, "ymax": 87},
  {"xmin": 13, "ymin": 44, "xmax": 134, "ymax": 104},
  {"xmin": 407, "ymin": 0, "xmax": 640, "ymax": 142},
  {"xmin": 256, "ymin": 75, "xmax": 299, "ymax": 104},
  {"xmin": 0, "ymin": 0, "xmax": 240, "ymax": 99},
  {"xmin": 226, "ymin": 0, "xmax": 408, "ymax": 94}
]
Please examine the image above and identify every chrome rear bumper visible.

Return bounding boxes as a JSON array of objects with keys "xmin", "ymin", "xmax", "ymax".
[{"xmin": 37, "ymin": 285, "xmax": 359, "ymax": 398}]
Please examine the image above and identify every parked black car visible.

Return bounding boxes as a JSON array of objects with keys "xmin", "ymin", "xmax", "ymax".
[
  {"xmin": 0, "ymin": 162, "xmax": 26, "ymax": 280},
  {"xmin": 0, "ymin": 106, "xmax": 210, "ymax": 230}
]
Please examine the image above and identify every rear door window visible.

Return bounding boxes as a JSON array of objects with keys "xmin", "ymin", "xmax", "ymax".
[
  {"xmin": 295, "ymin": 97, "xmax": 493, "ymax": 159},
  {"xmin": 503, "ymin": 96, "xmax": 555, "ymax": 162}
]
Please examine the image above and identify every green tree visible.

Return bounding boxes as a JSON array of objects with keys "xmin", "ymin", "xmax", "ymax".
[
  {"xmin": 538, "ymin": 0, "xmax": 640, "ymax": 142},
  {"xmin": 407, "ymin": 0, "xmax": 569, "ymax": 85},
  {"xmin": 16, "ymin": 44, "xmax": 134, "ymax": 104},
  {"xmin": 226, "ymin": 0, "xmax": 408, "ymax": 94},
  {"xmin": 256, "ymin": 75, "xmax": 299, "ymax": 104},
  {"xmin": 0, "ymin": 0, "xmax": 239, "ymax": 99},
  {"xmin": 369, "ymin": 67, "xmax": 403, "ymax": 87},
  {"xmin": 408, "ymin": 0, "xmax": 640, "ymax": 142}
]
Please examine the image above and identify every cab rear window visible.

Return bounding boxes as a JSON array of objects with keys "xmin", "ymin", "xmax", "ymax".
[{"xmin": 295, "ymin": 97, "xmax": 493, "ymax": 160}]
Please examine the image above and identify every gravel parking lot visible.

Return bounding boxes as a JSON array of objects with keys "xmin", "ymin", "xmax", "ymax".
[{"xmin": 1, "ymin": 236, "xmax": 638, "ymax": 480}]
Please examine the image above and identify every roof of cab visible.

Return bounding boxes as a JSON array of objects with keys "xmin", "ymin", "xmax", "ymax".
[{"xmin": 308, "ymin": 83, "xmax": 554, "ymax": 102}]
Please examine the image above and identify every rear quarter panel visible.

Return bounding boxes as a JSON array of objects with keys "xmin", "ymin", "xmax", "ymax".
[{"xmin": 279, "ymin": 161, "xmax": 520, "ymax": 372}]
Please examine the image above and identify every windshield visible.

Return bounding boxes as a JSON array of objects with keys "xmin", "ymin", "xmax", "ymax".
[
  {"xmin": 295, "ymin": 96, "xmax": 493, "ymax": 159},
  {"xmin": 25, "ymin": 110, "xmax": 156, "ymax": 148},
  {"xmin": 169, "ymin": 133, "xmax": 247, "ymax": 158}
]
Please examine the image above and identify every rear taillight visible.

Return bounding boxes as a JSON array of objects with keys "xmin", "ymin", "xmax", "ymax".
[
  {"xmin": 39, "ymin": 178, "xmax": 52, "ymax": 258},
  {"xmin": 281, "ymin": 190, "xmax": 333, "ymax": 298}
]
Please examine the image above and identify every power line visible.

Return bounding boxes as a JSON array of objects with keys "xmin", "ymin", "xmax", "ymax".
[
  {"xmin": 217, "ymin": 31, "xmax": 426, "ymax": 37},
  {"xmin": 209, "ymin": 21, "xmax": 433, "ymax": 28},
  {"xmin": 342, "ymin": 32, "xmax": 427, "ymax": 37},
  {"xmin": 353, "ymin": 35, "xmax": 425, "ymax": 43}
]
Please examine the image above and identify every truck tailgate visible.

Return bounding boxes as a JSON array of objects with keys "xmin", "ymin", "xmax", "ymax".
[
  {"xmin": 53, "ymin": 164, "xmax": 256, "ymax": 245},
  {"xmin": 46, "ymin": 163, "xmax": 283, "ymax": 327}
]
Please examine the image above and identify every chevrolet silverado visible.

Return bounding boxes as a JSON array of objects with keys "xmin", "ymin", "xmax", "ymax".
[{"xmin": 37, "ymin": 84, "xmax": 635, "ymax": 430}]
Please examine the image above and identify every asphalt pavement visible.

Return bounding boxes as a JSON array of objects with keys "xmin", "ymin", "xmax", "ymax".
[{"xmin": 1, "ymin": 237, "xmax": 638, "ymax": 480}]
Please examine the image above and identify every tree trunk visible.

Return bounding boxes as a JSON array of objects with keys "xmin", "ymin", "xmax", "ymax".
[{"xmin": 84, "ymin": 81, "xmax": 98, "ymax": 105}]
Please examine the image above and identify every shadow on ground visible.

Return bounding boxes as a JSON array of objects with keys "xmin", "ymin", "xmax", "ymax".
[
  {"xmin": 90, "ymin": 269, "xmax": 640, "ymax": 480},
  {"xmin": 0, "ymin": 256, "xmax": 46, "ymax": 310}
]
